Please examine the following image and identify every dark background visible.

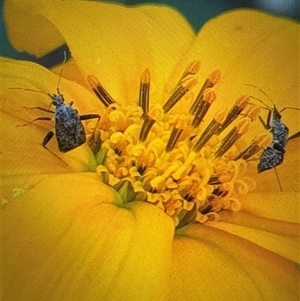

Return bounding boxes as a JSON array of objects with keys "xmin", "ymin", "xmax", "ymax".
[{"xmin": 1, "ymin": 0, "xmax": 299, "ymax": 66}]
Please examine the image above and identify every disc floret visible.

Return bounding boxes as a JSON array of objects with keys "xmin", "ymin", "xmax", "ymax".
[{"xmin": 88, "ymin": 62, "xmax": 268, "ymax": 228}]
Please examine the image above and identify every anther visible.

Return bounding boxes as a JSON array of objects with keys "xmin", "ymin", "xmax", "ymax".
[
  {"xmin": 87, "ymin": 75, "xmax": 116, "ymax": 107},
  {"xmin": 88, "ymin": 117, "xmax": 102, "ymax": 154},
  {"xmin": 207, "ymin": 175, "xmax": 221, "ymax": 185},
  {"xmin": 165, "ymin": 117, "xmax": 187, "ymax": 152},
  {"xmin": 185, "ymin": 60, "xmax": 201, "ymax": 76},
  {"xmin": 215, "ymin": 117, "xmax": 251, "ymax": 157},
  {"xmin": 244, "ymin": 105, "xmax": 261, "ymax": 121},
  {"xmin": 174, "ymin": 61, "xmax": 200, "ymax": 90},
  {"xmin": 189, "ymin": 70, "xmax": 221, "ymax": 114},
  {"xmin": 137, "ymin": 164, "xmax": 147, "ymax": 175},
  {"xmin": 139, "ymin": 69, "xmax": 150, "ymax": 117},
  {"xmin": 163, "ymin": 77, "xmax": 197, "ymax": 114},
  {"xmin": 199, "ymin": 203, "xmax": 213, "ymax": 215},
  {"xmin": 115, "ymin": 147, "xmax": 122, "ymax": 156},
  {"xmin": 183, "ymin": 193, "xmax": 194, "ymax": 202},
  {"xmin": 215, "ymin": 95, "xmax": 249, "ymax": 135},
  {"xmin": 192, "ymin": 109, "xmax": 226, "ymax": 152},
  {"xmin": 139, "ymin": 116, "xmax": 156, "ymax": 142},
  {"xmin": 192, "ymin": 89, "xmax": 216, "ymax": 128},
  {"xmin": 234, "ymin": 133, "xmax": 272, "ymax": 160}
]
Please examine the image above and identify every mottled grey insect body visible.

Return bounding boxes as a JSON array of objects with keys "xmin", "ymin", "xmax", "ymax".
[
  {"xmin": 243, "ymin": 83, "xmax": 299, "ymax": 191},
  {"xmin": 16, "ymin": 51, "xmax": 100, "ymax": 161},
  {"xmin": 257, "ymin": 106, "xmax": 289, "ymax": 173},
  {"xmin": 53, "ymin": 94, "xmax": 86, "ymax": 152},
  {"xmin": 18, "ymin": 91, "xmax": 100, "ymax": 157}
]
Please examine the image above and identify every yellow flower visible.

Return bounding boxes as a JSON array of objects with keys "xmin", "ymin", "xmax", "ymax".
[{"xmin": 2, "ymin": 1, "xmax": 299, "ymax": 300}]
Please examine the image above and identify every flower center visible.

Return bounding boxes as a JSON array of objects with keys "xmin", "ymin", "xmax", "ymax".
[{"xmin": 87, "ymin": 62, "xmax": 270, "ymax": 229}]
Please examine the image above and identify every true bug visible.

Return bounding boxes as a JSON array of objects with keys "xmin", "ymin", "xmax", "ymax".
[
  {"xmin": 245, "ymin": 84, "xmax": 300, "ymax": 173},
  {"xmin": 16, "ymin": 54, "xmax": 100, "ymax": 159}
]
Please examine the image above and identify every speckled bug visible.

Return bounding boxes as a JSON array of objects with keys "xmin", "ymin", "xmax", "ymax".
[
  {"xmin": 16, "ymin": 53, "xmax": 100, "ymax": 158},
  {"xmin": 245, "ymin": 84, "xmax": 299, "ymax": 189},
  {"xmin": 21, "ymin": 91, "xmax": 100, "ymax": 153},
  {"xmin": 256, "ymin": 105, "xmax": 294, "ymax": 173}
]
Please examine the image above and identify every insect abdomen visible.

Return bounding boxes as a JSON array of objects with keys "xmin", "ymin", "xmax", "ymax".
[
  {"xmin": 55, "ymin": 106, "xmax": 86, "ymax": 152},
  {"xmin": 257, "ymin": 146, "xmax": 285, "ymax": 172},
  {"xmin": 271, "ymin": 121, "xmax": 289, "ymax": 149}
]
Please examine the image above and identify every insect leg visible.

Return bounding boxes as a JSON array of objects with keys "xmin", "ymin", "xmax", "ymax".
[
  {"xmin": 42, "ymin": 131, "xmax": 68, "ymax": 165},
  {"xmin": 42, "ymin": 131, "xmax": 55, "ymax": 148},
  {"xmin": 288, "ymin": 131, "xmax": 300, "ymax": 141},
  {"xmin": 258, "ymin": 108, "xmax": 272, "ymax": 130},
  {"xmin": 23, "ymin": 106, "xmax": 55, "ymax": 114},
  {"xmin": 79, "ymin": 114, "xmax": 100, "ymax": 121},
  {"xmin": 18, "ymin": 116, "xmax": 52, "ymax": 126},
  {"xmin": 18, "ymin": 106, "xmax": 54, "ymax": 126},
  {"xmin": 79, "ymin": 114, "xmax": 101, "ymax": 154},
  {"xmin": 274, "ymin": 167, "xmax": 283, "ymax": 192},
  {"xmin": 279, "ymin": 107, "xmax": 300, "ymax": 140}
]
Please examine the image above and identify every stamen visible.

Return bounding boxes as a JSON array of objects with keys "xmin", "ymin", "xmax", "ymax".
[
  {"xmin": 88, "ymin": 117, "xmax": 102, "ymax": 154},
  {"xmin": 87, "ymin": 75, "xmax": 116, "ymax": 107},
  {"xmin": 189, "ymin": 70, "xmax": 221, "ymax": 114},
  {"xmin": 193, "ymin": 109, "xmax": 226, "ymax": 152},
  {"xmin": 139, "ymin": 69, "xmax": 150, "ymax": 117},
  {"xmin": 215, "ymin": 95, "xmax": 249, "ymax": 135},
  {"xmin": 86, "ymin": 67, "xmax": 261, "ymax": 229},
  {"xmin": 162, "ymin": 77, "xmax": 197, "ymax": 114},
  {"xmin": 244, "ymin": 105, "xmax": 261, "ymax": 121},
  {"xmin": 234, "ymin": 133, "xmax": 272, "ymax": 160},
  {"xmin": 139, "ymin": 116, "xmax": 155, "ymax": 142},
  {"xmin": 174, "ymin": 61, "xmax": 200, "ymax": 90},
  {"xmin": 215, "ymin": 117, "xmax": 251, "ymax": 157},
  {"xmin": 208, "ymin": 175, "xmax": 221, "ymax": 185},
  {"xmin": 165, "ymin": 117, "xmax": 187, "ymax": 152},
  {"xmin": 199, "ymin": 203, "xmax": 213, "ymax": 214},
  {"xmin": 191, "ymin": 89, "xmax": 216, "ymax": 128}
]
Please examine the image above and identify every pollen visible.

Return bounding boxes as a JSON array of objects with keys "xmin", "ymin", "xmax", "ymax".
[{"xmin": 87, "ymin": 62, "xmax": 265, "ymax": 229}]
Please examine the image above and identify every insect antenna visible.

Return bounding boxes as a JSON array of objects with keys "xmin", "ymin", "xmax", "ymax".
[
  {"xmin": 280, "ymin": 107, "xmax": 300, "ymax": 113},
  {"xmin": 10, "ymin": 51, "xmax": 68, "ymax": 107},
  {"xmin": 56, "ymin": 51, "xmax": 67, "ymax": 95},
  {"xmin": 244, "ymin": 83, "xmax": 276, "ymax": 107},
  {"xmin": 247, "ymin": 95, "xmax": 271, "ymax": 111},
  {"xmin": 10, "ymin": 87, "xmax": 50, "ymax": 96}
]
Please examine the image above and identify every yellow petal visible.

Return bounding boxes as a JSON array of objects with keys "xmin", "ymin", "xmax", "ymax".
[
  {"xmin": 207, "ymin": 211, "xmax": 299, "ymax": 262},
  {"xmin": 215, "ymin": 140, "xmax": 299, "ymax": 262},
  {"xmin": 5, "ymin": 1, "xmax": 195, "ymax": 105},
  {"xmin": 2, "ymin": 173, "xmax": 174, "ymax": 301},
  {"xmin": 51, "ymin": 57, "xmax": 89, "ymax": 89},
  {"xmin": 174, "ymin": 9, "xmax": 299, "ymax": 134},
  {"xmin": 171, "ymin": 224, "xmax": 299, "ymax": 301},
  {"xmin": 251, "ymin": 138, "xmax": 300, "ymax": 193},
  {"xmin": 241, "ymin": 191, "xmax": 300, "ymax": 223},
  {"xmin": 4, "ymin": 0, "xmax": 65, "ymax": 56},
  {"xmin": 1, "ymin": 57, "xmax": 104, "ymax": 175},
  {"xmin": 241, "ymin": 139, "xmax": 300, "ymax": 222},
  {"xmin": 2, "ymin": 6, "xmax": 300, "ymax": 301}
]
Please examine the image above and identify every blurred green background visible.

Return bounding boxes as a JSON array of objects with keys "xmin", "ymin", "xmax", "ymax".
[{"xmin": 1, "ymin": 0, "xmax": 299, "ymax": 67}]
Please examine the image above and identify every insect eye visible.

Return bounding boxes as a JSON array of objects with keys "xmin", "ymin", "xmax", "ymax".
[
  {"xmin": 274, "ymin": 111, "xmax": 281, "ymax": 119},
  {"xmin": 52, "ymin": 95, "xmax": 64, "ymax": 106}
]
